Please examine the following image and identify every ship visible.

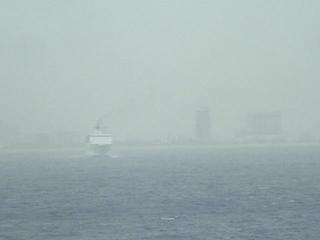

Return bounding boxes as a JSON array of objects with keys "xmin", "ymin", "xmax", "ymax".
[{"xmin": 86, "ymin": 123, "xmax": 113, "ymax": 156}]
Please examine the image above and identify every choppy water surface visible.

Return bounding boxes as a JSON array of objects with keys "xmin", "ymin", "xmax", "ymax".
[{"xmin": 0, "ymin": 145, "xmax": 320, "ymax": 239}]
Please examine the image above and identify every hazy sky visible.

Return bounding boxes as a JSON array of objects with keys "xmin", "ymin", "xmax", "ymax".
[{"xmin": 1, "ymin": 0, "xmax": 320, "ymax": 140}]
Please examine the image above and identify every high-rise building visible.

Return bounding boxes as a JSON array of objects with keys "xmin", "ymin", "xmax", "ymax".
[
  {"xmin": 246, "ymin": 112, "xmax": 282, "ymax": 136},
  {"xmin": 195, "ymin": 109, "xmax": 211, "ymax": 142}
]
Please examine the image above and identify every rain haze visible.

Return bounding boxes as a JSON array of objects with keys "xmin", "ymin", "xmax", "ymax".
[
  {"xmin": 1, "ymin": 0, "xmax": 320, "ymax": 142},
  {"xmin": 2, "ymin": 1, "xmax": 320, "ymax": 240}
]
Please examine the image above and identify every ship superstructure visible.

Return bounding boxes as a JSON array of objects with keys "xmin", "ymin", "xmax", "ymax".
[{"xmin": 87, "ymin": 124, "xmax": 112, "ymax": 156}]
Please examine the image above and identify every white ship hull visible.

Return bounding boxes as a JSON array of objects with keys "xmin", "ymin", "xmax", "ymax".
[{"xmin": 87, "ymin": 144, "xmax": 112, "ymax": 156}]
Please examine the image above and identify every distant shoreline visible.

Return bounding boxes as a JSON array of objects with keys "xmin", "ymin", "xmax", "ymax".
[{"xmin": 1, "ymin": 141, "xmax": 320, "ymax": 154}]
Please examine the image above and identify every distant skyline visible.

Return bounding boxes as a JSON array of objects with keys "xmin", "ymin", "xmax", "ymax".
[{"xmin": 1, "ymin": 0, "xmax": 320, "ymax": 140}]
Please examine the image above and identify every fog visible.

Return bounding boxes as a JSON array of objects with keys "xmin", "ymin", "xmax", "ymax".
[{"xmin": 1, "ymin": 0, "xmax": 320, "ymax": 143}]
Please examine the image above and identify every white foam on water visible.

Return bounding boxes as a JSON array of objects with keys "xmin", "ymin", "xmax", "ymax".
[{"xmin": 160, "ymin": 217, "xmax": 176, "ymax": 221}]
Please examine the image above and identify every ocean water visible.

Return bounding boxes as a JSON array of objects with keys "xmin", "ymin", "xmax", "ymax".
[{"xmin": 0, "ymin": 145, "xmax": 320, "ymax": 240}]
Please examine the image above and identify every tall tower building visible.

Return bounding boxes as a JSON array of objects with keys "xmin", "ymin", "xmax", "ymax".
[{"xmin": 195, "ymin": 109, "xmax": 211, "ymax": 142}]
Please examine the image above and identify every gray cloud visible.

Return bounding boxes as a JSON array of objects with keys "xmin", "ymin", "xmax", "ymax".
[{"xmin": 1, "ymin": 0, "xmax": 319, "ymax": 140}]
